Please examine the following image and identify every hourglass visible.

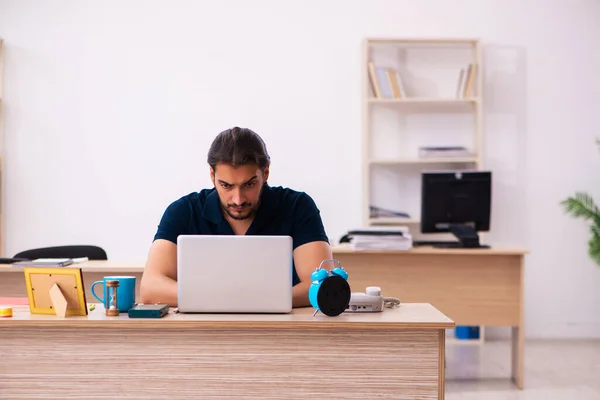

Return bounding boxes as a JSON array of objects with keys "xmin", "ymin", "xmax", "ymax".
[{"xmin": 105, "ymin": 280, "xmax": 120, "ymax": 317}]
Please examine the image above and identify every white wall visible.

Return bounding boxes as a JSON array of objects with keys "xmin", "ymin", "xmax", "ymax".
[{"xmin": 1, "ymin": 0, "xmax": 599, "ymax": 339}]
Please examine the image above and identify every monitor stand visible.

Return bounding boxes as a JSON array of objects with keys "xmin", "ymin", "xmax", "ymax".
[{"xmin": 433, "ymin": 224, "xmax": 490, "ymax": 249}]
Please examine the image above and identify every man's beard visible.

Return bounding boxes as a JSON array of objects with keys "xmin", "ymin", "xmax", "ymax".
[{"xmin": 220, "ymin": 187, "xmax": 262, "ymax": 221}]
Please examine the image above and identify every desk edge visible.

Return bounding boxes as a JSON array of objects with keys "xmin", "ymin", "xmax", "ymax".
[{"xmin": 0, "ymin": 319, "xmax": 455, "ymax": 330}]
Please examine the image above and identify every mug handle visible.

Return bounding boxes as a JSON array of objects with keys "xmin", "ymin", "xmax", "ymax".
[{"xmin": 90, "ymin": 281, "xmax": 105, "ymax": 303}]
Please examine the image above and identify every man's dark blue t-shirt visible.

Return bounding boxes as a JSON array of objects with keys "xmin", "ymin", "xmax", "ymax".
[{"xmin": 153, "ymin": 184, "xmax": 329, "ymax": 286}]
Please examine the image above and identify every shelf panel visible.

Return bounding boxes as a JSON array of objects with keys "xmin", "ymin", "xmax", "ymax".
[
  {"xmin": 366, "ymin": 37, "xmax": 479, "ymax": 45},
  {"xmin": 367, "ymin": 97, "xmax": 479, "ymax": 104},
  {"xmin": 369, "ymin": 157, "xmax": 478, "ymax": 165}
]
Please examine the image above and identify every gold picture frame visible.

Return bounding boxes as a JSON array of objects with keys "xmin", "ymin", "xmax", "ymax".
[{"xmin": 23, "ymin": 267, "xmax": 88, "ymax": 316}]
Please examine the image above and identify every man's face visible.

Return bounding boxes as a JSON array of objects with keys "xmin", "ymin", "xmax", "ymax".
[{"xmin": 210, "ymin": 162, "xmax": 269, "ymax": 221}]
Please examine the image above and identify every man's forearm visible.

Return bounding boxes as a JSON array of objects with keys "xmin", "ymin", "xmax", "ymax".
[
  {"xmin": 139, "ymin": 274, "xmax": 178, "ymax": 306},
  {"xmin": 292, "ymin": 281, "xmax": 312, "ymax": 308}
]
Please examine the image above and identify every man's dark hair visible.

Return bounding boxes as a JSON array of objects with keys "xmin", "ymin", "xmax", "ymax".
[{"xmin": 207, "ymin": 127, "xmax": 271, "ymax": 171}]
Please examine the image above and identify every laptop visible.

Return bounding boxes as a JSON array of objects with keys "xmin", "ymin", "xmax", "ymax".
[{"xmin": 176, "ymin": 235, "xmax": 293, "ymax": 313}]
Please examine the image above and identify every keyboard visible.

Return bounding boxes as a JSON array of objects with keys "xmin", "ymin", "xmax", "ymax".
[
  {"xmin": 413, "ymin": 240, "xmax": 491, "ymax": 249},
  {"xmin": 412, "ymin": 240, "xmax": 460, "ymax": 247}
]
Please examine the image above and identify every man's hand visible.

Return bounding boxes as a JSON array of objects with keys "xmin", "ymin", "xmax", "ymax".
[
  {"xmin": 139, "ymin": 239, "xmax": 178, "ymax": 306},
  {"xmin": 292, "ymin": 241, "xmax": 333, "ymax": 308}
]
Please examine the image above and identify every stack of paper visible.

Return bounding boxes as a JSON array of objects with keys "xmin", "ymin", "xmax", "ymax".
[
  {"xmin": 347, "ymin": 228, "xmax": 412, "ymax": 251},
  {"xmin": 418, "ymin": 146, "xmax": 473, "ymax": 158},
  {"xmin": 11, "ymin": 258, "xmax": 74, "ymax": 267}
]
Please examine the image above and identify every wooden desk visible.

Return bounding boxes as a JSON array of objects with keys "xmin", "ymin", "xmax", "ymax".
[
  {"xmin": 0, "ymin": 244, "xmax": 528, "ymax": 388},
  {"xmin": 0, "ymin": 303, "xmax": 453, "ymax": 399},
  {"xmin": 332, "ymin": 244, "xmax": 529, "ymax": 389}
]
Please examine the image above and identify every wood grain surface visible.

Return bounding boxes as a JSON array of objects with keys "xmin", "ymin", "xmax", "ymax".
[
  {"xmin": 0, "ymin": 303, "xmax": 454, "ymax": 330},
  {"xmin": 335, "ymin": 252, "xmax": 524, "ymax": 327},
  {"xmin": 0, "ymin": 324, "xmax": 444, "ymax": 399}
]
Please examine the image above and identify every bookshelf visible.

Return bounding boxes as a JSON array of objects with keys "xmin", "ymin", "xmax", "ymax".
[
  {"xmin": 362, "ymin": 37, "xmax": 483, "ymax": 228},
  {"xmin": 0, "ymin": 38, "xmax": 4, "ymax": 256},
  {"xmin": 362, "ymin": 37, "xmax": 485, "ymax": 344}
]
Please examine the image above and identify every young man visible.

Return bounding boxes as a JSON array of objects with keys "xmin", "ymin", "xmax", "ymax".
[{"xmin": 139, "ymin": 127, "xmax": 332, "ymax": 307}]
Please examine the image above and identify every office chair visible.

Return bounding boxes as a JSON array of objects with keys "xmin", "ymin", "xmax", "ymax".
[{"xmin": 14, "ymin": 245, "xmax": 108, "ymax": 260}]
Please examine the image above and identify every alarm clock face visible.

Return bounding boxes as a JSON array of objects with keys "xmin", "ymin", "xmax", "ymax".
[{"xmin": 317, "ymin": 275, "xmax": 351, "ymax": 317}]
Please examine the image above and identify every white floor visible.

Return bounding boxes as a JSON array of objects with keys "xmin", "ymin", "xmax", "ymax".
[{"xmin": 445, "ymin": 339, "xmax": 600, "ymax": 399}]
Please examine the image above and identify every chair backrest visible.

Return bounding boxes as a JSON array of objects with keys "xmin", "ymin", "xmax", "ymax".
[{"xmin": 14, "ymin": 245, "xmax": 108, "ymax": 260}]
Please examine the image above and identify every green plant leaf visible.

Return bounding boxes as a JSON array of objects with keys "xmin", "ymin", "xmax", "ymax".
[
  {"xmin": 561, "ymin": 192, "xmax": 600, "ymax": 223},
  {"xmin": 562, "ymin": 192, "xmax": 600, "ymax": 267},
  {"xmin": 589, "ymin": 224, "xmax": 600, "ymax": 267}
]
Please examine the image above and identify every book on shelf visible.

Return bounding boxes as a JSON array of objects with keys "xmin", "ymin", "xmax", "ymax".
[
  {"xmin": 368, "ymin": 60, "xmax": 478, "ymax": 100},
  {"xmin": 456, "ymin": 63, "xmax": 477, "ymax": 99},
  {"xmin": 368, "ymin": 62, "xmax": 407, "ymax": 99}
]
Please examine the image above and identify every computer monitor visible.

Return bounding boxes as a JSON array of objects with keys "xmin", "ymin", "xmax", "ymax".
[{"xmin": 420, "ymin": 170, "xmax": 491, "ymax": 248}]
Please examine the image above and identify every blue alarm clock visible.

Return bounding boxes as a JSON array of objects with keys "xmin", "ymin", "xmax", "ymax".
[{"xmin": 309, "ymin": 259, "xmax": 351, "ymax": 316}]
